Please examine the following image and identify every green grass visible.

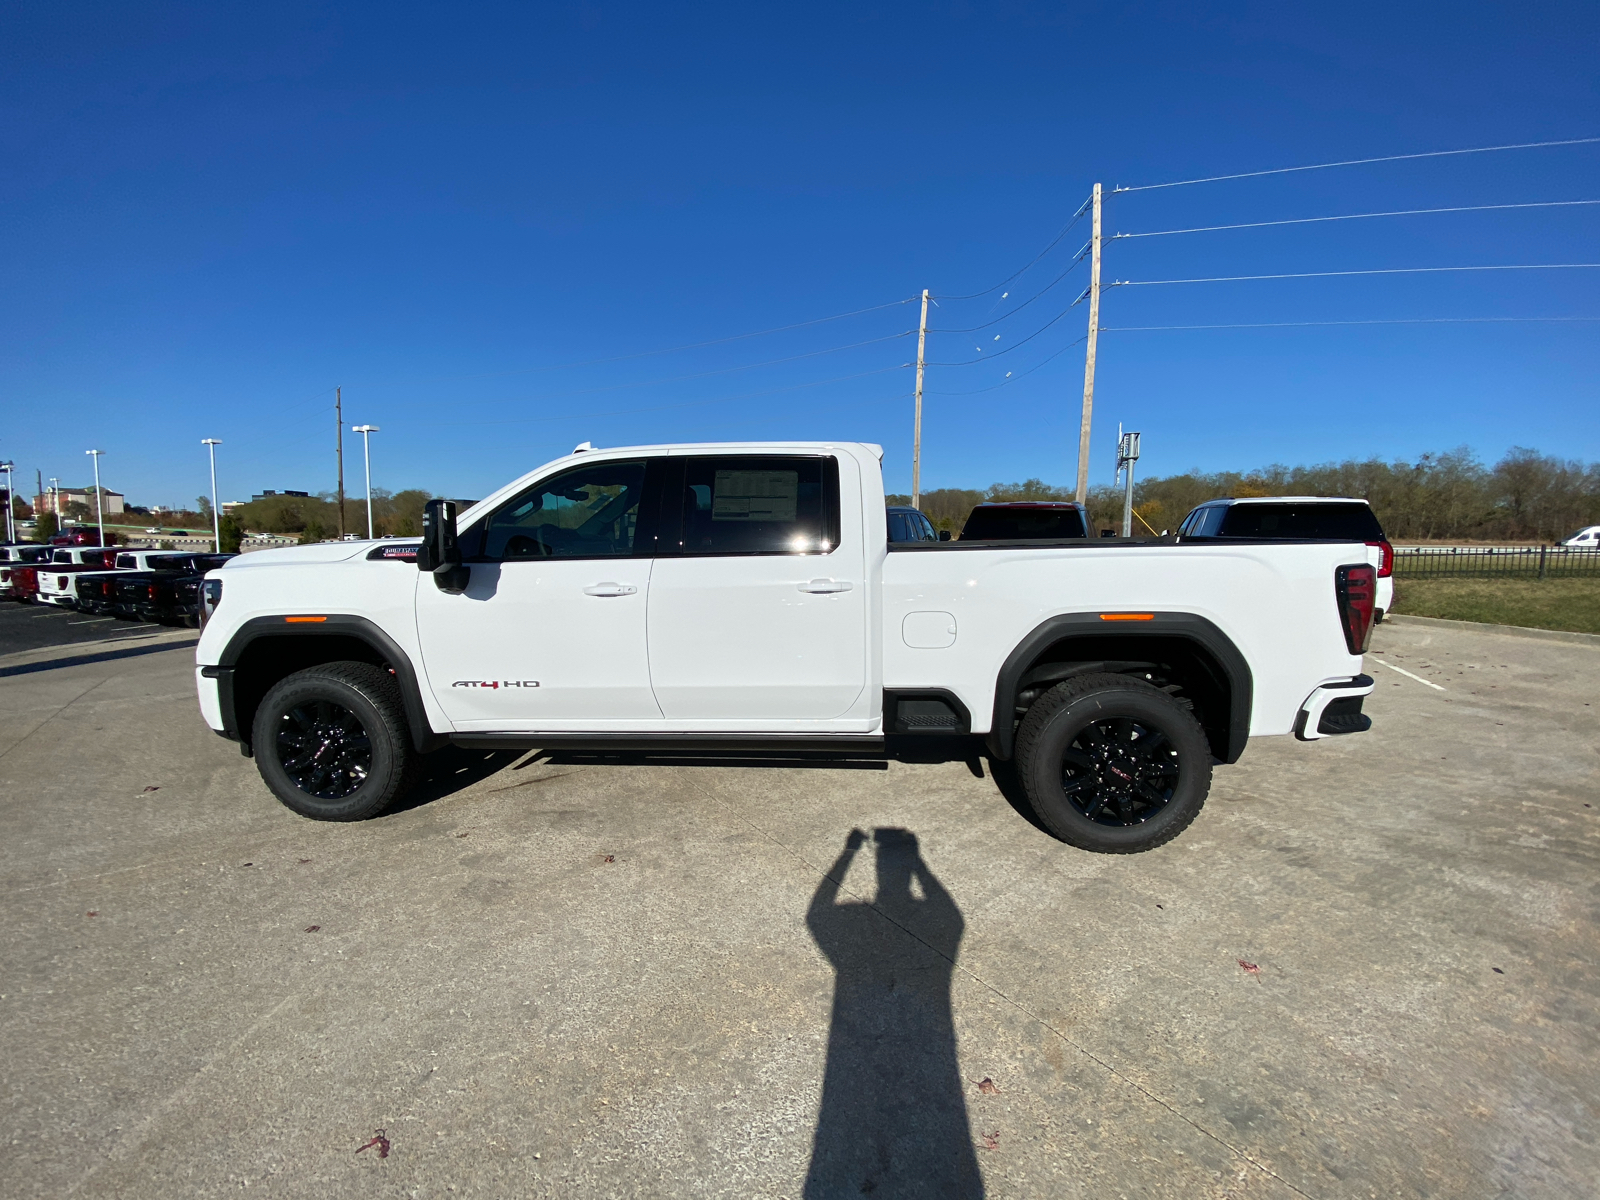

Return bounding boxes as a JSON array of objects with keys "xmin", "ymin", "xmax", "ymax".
[{"xmin": 1392, "ymin": 578, "xmax": 1600, "ymax": 635}]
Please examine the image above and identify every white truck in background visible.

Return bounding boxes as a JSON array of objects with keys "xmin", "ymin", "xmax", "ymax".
[{"xmin": 194, "ymin": 441, "xmax": 1378, "ymax": 853}]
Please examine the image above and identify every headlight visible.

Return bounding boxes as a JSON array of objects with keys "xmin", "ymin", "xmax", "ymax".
[{"xmin": 201, "ymin": 578, "xmax": 223, "ymax": 625}]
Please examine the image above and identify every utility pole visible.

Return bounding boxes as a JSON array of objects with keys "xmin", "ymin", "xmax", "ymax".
[
  {"xmin": 912, "ymin": 289, "xmax": 929, "ymax": 509},
  {"xmin": 1075, "ymin": 182, "xmax": 1103, "ymax": 505},
  {"xmin": 335, "ymin": 386, "xmax": 347, "ymax": 539}
]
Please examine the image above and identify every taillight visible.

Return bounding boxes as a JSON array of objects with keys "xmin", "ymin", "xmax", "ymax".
[
  {"xmin": 148, "ymin": 584, "xmax": 160, "ymax": 599},
  {"xmin": 1367, "ymin": 539, "xmax": 1393, "ymax": 578},
  {"xmin": 1335, "ymin": 564, "xmax": 1377, "ymax": 655}
]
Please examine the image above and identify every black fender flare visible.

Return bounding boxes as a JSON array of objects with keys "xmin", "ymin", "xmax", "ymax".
[
  {"xmin": 204, "ymin": 614, "xmax": 446, "ymax": 753},
  {"xmin": 985, "ymin": 612, "xmax": 1253, "ymax": 763}
]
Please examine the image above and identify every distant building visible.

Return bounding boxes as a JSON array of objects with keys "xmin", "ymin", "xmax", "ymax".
[
  {"xmin": 221, "ymin": 501, "xmax": 246, "ymax": 514},
  {"xmin": 249, "ymin": 490, "xmax": 310, "ymax": 503},
  {"xmin": 35, "ymin": 486, "xmax": 126, "ymax": 516}
]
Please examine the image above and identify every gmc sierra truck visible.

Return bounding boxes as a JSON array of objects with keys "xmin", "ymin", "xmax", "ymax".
[{"xmin": 194, "ymin": 441, "xmax": 1378, "ymax": 853}]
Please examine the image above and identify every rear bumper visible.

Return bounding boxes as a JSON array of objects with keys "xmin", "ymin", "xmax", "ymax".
[{"xmin": 1295, "ymin": 674, "xmax": 1375, "ymax": 740}]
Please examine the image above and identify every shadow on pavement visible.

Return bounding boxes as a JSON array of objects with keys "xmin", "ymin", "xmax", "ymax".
[
  {"xmin": 0, "ymin": 636, "xmax": 198, "ymax": 678},
  {"xmin": 387, "ymin": 746, "xmax": 525, "ymax": 813},
  {"xmin": 804, "ymin": 828, "xmax": 984, "ymax": 1199}
]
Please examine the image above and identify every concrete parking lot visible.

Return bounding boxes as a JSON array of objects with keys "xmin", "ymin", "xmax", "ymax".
[{"xmin": 1, "ymin": 617, "xmax": 1596, "ymax": 1199}]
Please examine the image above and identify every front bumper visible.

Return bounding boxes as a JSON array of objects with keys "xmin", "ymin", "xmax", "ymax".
[{"xmin": 1295, "ymin": 674, "xmax": 1375, "ymax": 740}]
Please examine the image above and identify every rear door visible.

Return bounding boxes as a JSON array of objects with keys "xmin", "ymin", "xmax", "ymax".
[{"xmin": 646, "ymin": 453, "xmax": 868, "ymax": 722}]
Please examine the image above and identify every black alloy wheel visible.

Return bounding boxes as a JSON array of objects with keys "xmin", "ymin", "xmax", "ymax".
[
  {"xmin": 1014, "ymin": 672, "xmax": 1212, "ymax": 854},
  {"xmin": 1060, "ymin": 716, "xmax": 1180, "ymax": 826},
  {"xmin": 252, "ymin": 661, "xmax": 418, "ymax": 820},
  {"xmin": 275, "ymin": 699, "xmax": 374, "ymax": 799}
]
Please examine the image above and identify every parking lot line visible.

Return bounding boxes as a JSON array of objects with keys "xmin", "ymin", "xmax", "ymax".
[
  {"xmin": 1373, "ymin": 657, "xmax": 1447, "ymax": 690},
  {"xmin": 68, "ymin": 618, "xmax": 115, "ymax": 625}
]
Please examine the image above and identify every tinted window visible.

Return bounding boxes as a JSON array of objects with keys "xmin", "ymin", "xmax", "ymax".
[
  {"xmin": 477, "ymin": 460, "xmax": 647, "ymax": 560},
  {"xmin": 671, "ymin": 456, "xmax": 837, "ymax": 555},
  {"xmin": 915, "ymin": 513, "xmax": 937, "ymax": 541},
  {"xmin": 960, "ymin": 506, "xmax": 1087, "ymax": 540},
  {"xmin": 146, "ymin": 555, "xmax": 195, "ymax": 570},
  {"xmin": 54, "ymin": 551, "xmax": 73, "ymax": 563},
  {"xmin": 1216, "ymin": 503, "xmax": 1384, "ymax": 540}
]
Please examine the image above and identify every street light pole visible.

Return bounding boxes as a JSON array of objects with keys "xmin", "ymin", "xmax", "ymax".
[
  {"xmin": 86, "ymin": 450, "xmax": 105, "ymax": 546},
  {"xmin": 202, "ymin": 439, "xmax": 223, "ymax": 552},
  {"xmin": 0, "ymin": 461, "xmax": 14, "ymax": 543},
  {"xmin": 352, "ymin": 425, "xmax": 380, "ymax": 539}
]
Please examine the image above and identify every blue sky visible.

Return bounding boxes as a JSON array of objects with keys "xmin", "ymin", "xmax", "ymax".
[{"xmin": 2, "ymin": 1, "xmax": 1597, "ymax": 508}]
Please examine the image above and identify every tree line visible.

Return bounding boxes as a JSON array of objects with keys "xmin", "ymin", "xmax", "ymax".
[
  {"xmin": 226, "ymin": 489, "xmax": 435, "ymax": 543},
  {"xmin": 889, "ymin": 447, "xmax": 1600, "ymax": 543}
]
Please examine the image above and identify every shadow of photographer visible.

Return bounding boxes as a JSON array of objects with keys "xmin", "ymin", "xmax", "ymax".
[{"xmin": 804, "ymin": 827, "xmax": 984, "ymax": 1199}]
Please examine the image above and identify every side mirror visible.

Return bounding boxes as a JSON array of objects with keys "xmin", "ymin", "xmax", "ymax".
[
  {"xmin": 419, "ymin": 500, "xmax": 471, "ymax": 593},
  {"xmin": 938, "ymin": 529, "xmax": 952, "ymax": 541}
]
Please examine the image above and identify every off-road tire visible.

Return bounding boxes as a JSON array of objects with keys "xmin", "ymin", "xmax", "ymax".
[
  {"xmin": 1014, "ymin": 672, "xmax": 1212, "ymax": 853},
  {"xmin": 252, "ymin": 661, "xmax": 418, "ymax": 821}
]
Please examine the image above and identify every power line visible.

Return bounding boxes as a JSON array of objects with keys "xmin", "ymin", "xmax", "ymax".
[
  {"xmin": 1122, "ymin": 263, "xmax": 1600, "ymax": 287},
  {"xmin": 1114, "ymin": 136, "xmax": 1600, "ymax": 193},
  {"xmin": 927, "ymin": 254, "xmax": 1088, "ymax": 332},
  {"xmin": 923, "ymin": 298, "xmax": 1083, "ymax": 366},
  {"xmin": 936, "ymin": 197, "xmax": 1092, "ymax": 301},
  {"xmin": 1113, "ymin": 199, "xmax": 1600, "ymax": 240},
  {"xmin": 1102, "ymin": 316, "xmax": 1600, "ymax": 331},
  {"xmin": 453, "ymin": 365, "xmax": 909, "ymax": 427},
  {"xmin": 347, "ymin": 297, "xmax": 918, "ymax": 392},
  {"xmin": 926, "ymin": 334, "xmax": 1089, "ymax": 396}
]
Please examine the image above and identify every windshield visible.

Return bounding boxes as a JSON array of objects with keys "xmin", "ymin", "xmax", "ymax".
[
  {"xmin": 1215, "ymin": 503, "xmax": 1384, "ymax": 541},
  {"xmin": 961, "ymin": 507, "xmax": 1087, "ymax": 541}
]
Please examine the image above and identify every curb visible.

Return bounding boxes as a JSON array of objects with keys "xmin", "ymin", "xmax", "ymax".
[{"xmin": 1385, "ymin": 613, "xmax": 1600, "ymax": 648}]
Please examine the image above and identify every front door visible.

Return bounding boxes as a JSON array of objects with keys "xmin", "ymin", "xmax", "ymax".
[
  {"xmin": 415, "ymin": 457, "xmax": 662, "ymax": 729},
  {"xmin": 646, "ymin": 454, "xmax": 868, "ymax": 722}
]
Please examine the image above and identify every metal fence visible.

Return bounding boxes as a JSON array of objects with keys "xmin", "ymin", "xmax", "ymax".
[{"xmin": 1393, "ymin": 545, "xmax": 1600, "ymax": 580}]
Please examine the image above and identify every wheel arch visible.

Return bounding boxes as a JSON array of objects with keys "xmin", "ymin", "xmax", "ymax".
[
  {"xmin": 986, "ymin": 612, "xmax": 1252, "ymax": 764},
  {"xmin": 208, "ymin": 615, "xmax": 445, "ymax": 755}
]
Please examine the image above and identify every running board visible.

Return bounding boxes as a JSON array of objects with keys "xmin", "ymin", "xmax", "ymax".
[{"xmin": 448, "ymin": 732, "xmax": 887, "ymax": 754}]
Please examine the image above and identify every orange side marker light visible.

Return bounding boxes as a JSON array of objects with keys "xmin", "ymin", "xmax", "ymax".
[
  {"xmin": 285, "ymin": 616, "xmax": 328, "ymax": 623},
  {"xmin": 1099, "ymin": 613, "xmax": 1155, "ymax": 621}
]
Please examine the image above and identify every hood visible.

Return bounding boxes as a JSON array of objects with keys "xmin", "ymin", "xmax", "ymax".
[{"xmin": 222, "ymin": 541, "xmax": 376, "ymax": 567}]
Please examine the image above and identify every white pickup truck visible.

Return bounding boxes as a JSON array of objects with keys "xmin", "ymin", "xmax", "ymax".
[{"xmin": 194, "ymin": 441, "xmax": 1378, "ymax": 853}]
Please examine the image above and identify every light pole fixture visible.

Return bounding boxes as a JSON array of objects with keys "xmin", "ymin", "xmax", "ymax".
[
  {"xmin": 85, "ymin": 449, "xmax": 106, "ymax": 546},
  {"xmin": 48, "ymin": 477, "xmax": 59, "ymax": 525},
  {"xmin": 352, "ymin": 425, "xmax": 379, "ymax": 539},
  {"xmin": 0, "ymin": 460, "xmax": 14, "ymax": 544},
  {"xmin": 202, "ymin": 439, "xmax": 223, "ymax": 552}
]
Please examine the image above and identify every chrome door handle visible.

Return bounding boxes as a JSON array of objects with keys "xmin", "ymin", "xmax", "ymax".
[
  {"xmin": 583, "ymin": 583, "xmax": 638, "ymax": 597},
  {"xmin": 798, "ymin": 579, "xmax": 854, "ymax": 593}
]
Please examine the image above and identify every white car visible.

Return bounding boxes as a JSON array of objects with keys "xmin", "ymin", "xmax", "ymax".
[
  {"xmin": 1176, "ymin": 496, "xmax": 1393, "ymax": 621},
  {"xmin": 195, "ymin": 441, "xmax": 1380, "ymax": 853},
  {"xmin": 1561, "ymin": 525, "xmax": 1600, "ymax": 548}
]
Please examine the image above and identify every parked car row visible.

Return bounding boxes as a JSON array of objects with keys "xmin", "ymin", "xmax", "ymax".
[
  {"xmin": 887, "ymin": 495, "xmax": 1395, "ymax": 619},
  {"xmin": 0, "ymin": 543, "xmax": 234, "ymax": 625}
]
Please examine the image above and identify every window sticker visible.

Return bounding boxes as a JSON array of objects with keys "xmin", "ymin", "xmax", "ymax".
[{"xmin": 712, "ymin": 470, "xmax": 798, "ymax": 522}]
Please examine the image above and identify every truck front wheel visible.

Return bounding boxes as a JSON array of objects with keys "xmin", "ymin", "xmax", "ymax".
[
  {"xmin": 1013, "ymin": 673, "xmax": 1212, "ymax": 853},
  {"xmin": 251, "ymin": 662, "xmax": 418, "ymax": 821}
]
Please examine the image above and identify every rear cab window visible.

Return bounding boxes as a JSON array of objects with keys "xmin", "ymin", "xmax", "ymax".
[
  {"xmin": 960, "ymin": 507, "xmax": 1087, "ymax": 540},
  {"xmin": 664, "ymin": 455, "xmax": 840, "ymax": 555},
  {"xmin": 1217, "ymin": 503, "xmax": 1384, "ymax": 540}
]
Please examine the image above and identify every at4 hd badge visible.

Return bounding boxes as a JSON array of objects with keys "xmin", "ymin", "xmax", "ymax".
[{"xmin": 452, "ymin": 680, "xmax": 540, "ymax": 689}]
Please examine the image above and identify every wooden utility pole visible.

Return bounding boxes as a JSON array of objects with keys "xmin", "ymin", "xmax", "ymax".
[
  {"xmin": 912, "ymin": 288, "xmax": 929, "ymax": 510},
  {"xmin": 335, "ymin": 386, "xmax": 347, "ymax": 539},
  {"xmin": 1075, "ymin": 182, "xmax": 1102, "ymax": 504}
]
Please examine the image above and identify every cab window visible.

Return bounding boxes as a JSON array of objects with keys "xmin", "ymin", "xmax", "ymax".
[
  {"xmin": 474, "ymin": 460, "xmax": 648, "ymax": 560},
  {"xmin": 667, "ymin": 456, "xmax": 839, "ymax": 555}
]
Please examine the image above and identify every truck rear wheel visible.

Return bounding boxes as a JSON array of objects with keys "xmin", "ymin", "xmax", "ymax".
[
  {"xmin": 251, "ymin": 662, "xmax": 418, "ymax": 821},
  {"xmin": 1013, "ymin": 673, "xmax": 1212, "ymax": 853}
]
